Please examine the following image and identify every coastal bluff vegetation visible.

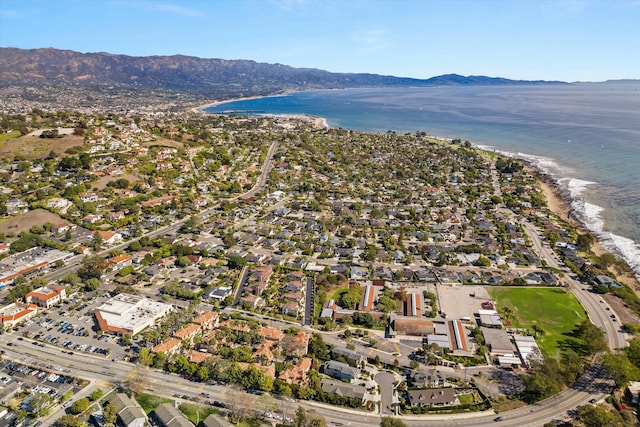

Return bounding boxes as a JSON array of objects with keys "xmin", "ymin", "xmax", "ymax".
[{"xmin": 0, "ymin": 108, "xmax": 638, "ymax": 426}]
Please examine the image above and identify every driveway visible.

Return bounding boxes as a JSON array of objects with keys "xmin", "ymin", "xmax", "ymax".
[{"xmin": 375, "ymin": 371, "xmax": 395, "ymax": 415}]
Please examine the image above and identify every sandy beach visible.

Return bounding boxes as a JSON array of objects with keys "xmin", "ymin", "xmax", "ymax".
[
  {"xmin": 191, "ymin": 91, "xmax": 330, "ymax": 130},
  {"xmin": 190, "ymin": 90, "xmax": 298, "ymax": 114},
  {"xmin": 193, "ymin": 92, "xmax": 638, "ymax": 290},
  {"xmin": 531, "ymin": 165, "xmax": 640, "ymax": 290}
]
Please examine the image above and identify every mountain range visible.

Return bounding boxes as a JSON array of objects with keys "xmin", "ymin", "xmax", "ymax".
[{"xmin": 0, "ymin": 47, "xmax": 568, "ymax": 98}]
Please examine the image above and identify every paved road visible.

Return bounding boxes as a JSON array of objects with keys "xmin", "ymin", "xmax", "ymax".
[
  {"xmin": 6, "ymin": 148, "xmax": 623, "ymax": 426},
  {"xmin": 304, "ymin": 277, "xmax": 314, "ymax": 326},
  {"xmin": 520, "ymin": 220, "xmax": 627, "ymax": 349},
  {"xmin": 375, "ymin": 372, "xmax": 395, "ymax": 416},
  {"xmin": 0, "ymin": 323, "xmax": 615, "ymax": 427}
]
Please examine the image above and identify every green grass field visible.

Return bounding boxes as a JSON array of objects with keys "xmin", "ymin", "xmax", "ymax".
[
  {"xmin": 0, "ymin": 130, "xmax": 20, "ymax": 143},
  {"xmin": 135, "ymin": 393, "xmax": 172, "ymax": 414},
  {"xmin": 489, "ymin": 287, "xmax": 587, "ymax": 359}
]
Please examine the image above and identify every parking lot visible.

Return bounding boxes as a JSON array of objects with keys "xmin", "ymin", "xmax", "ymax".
[
  {"xmin": 0, "ymin": 359, "xmax": 77, "ymax": 401},
  {"xmin": 437, "ymin": 284, "xmax": 493, "ymax": 320},
  {"xmin": 14, "ymin": 294, "xmax": 129, "ymax": 361}
]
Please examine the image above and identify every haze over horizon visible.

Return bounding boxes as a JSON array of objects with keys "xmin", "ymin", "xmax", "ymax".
[{"xmin": 1, "ymin": 0, "xmax": 639, "ymax": 83}]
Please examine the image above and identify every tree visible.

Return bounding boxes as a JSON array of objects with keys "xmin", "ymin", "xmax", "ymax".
[
  {"xmin": 195, "ymin": 365, "xmax": 209, "ymax": 381},
  {"xmin": 138, "ymin": 348, "xmax": 154, "ymax": 366},
  {"xmin": 70, "ymin": 397, "xmax": 90, "ymax": 414},
  {"xmin": 601, "ymin": 352, "xmax": 640, "ymax": 388},
  {"xmin": 376, "ymin": 295, "xmax": 397, "ymax": 313},
  {"xmin": 309, "ymin": 333, "xmax": 330, "ymax": 360},
  {"xmin": 577, "ymin": 404, "xmax": 623, "ymax": 427},
  {"xmin": 91, "ymin": 232, "xmax": 104, "ymax": 250},
  {"xmin": 576, "ymin": 233, "xmax": 595, "ymax": 253},
  {"xmin": 227, "ymin": 255, "xmax": 247, "ymax": 270},
  {"xmin": 475, "ymin": 255, "xmax": 491, "ymax": 267},
  {"xmin": 31, "ymin": 392, "xmax": 54, "ymax": 417},
  {"xmin": 575, "ymin": 320, "xmax": 607, "ymax": 355},
  {"xmin": 338, "ymin": 286, "xmax": 362, "ymax": 310},
  {"xmin": 293, "ymin": 406, "xmax": 307, "ymax": 427},
  {"xmin": 128, "ymin": 241, "xmax": 142, "ymax": 252},
  {"xmin": 103, "ymin": 403, "xmax": 117, "ymax": 425},
  {"xmin": 55, "ymin": 415, "xmax": 86, "ymax": 427},
  {"xmin": 624, "ymin": 338, "xmax": 640, "ymax": 368},
  {"xmin": 380, "ymin": 417, "xmax": 407, "ymax": 427},
  {"xmin": 84, "ymin": 278, "xmax": 100, "ymax": 291},
  {"xmin": 255, "ymin": 394, "xmax": 278, "ymax": 417},
  {"xmin": 78, "ymin": 256, "xmax": 107, "ymax": 280},
  {"xmin": 123, "ymin": 365, "xmax": 148, "ymax": 396},
  {"xmin": 89, "ymin": 389, "xmax": 104, "ymax": 401},
  {"xmin": 176, "ymin": 256, "xmax": 192, "ymax": 267},
  {"xmin": 521, "ymin": 371, "xmax": 561, "ymax": 403}
]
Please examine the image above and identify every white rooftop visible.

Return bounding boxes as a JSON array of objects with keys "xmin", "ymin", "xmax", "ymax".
[{"xmin": 95, "ymin": 293, "xmax": 172, "ymax": 335}]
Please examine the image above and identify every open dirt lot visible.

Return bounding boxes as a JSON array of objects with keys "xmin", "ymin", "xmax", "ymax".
[
  {"xmin": 437, "ymin": 284, "xmax": 493, "ymax": 320},
  {"xmin": 93, "ymin": 173, "xmax": 140, "ymax": 190},
  {"xmin": 0, "ymin": 134, "xmax": 84, "ymax": 160},
  {"xmin": 141, "ymin": 138, "xmax": 184, "ymax": 149},
  {"xmin": 0, "ymin": 208, "xmax": 65, "ymax": 235}
]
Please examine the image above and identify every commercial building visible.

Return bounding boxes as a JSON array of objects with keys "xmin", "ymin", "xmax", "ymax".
[
  {"xmin": 405, "ymin": 292, "xmax": 424, "ymax": 317},
  {"xmin": 514, "ymin": 335, "xmax": 542, "ymax": 367},
  {"xmin": 25, "ymin": 285, "xmax": 66, "ymax": 308},
  {"xmin": 0, "ymin": 303, "xmax": 38, "ymax": 329},
  {"xmin": 0, "ymin": 247, "xmax": 73, "ymax": 285},
  {"xmin": 95, "ymin": 293, "xmax": 173, "ymax": 336}
]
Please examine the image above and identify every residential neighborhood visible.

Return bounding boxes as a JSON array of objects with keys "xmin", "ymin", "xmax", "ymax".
[{"xmin": 0, "ymin": 108, "xmax": 634, "ymax": 427}]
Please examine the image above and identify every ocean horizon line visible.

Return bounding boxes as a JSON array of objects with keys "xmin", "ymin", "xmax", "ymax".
[{"xmin": 201, "ymin": 88, "xmax": 640, "ymax": 282}]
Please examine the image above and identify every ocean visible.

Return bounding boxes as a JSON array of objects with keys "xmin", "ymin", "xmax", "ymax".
[{"xmin": 204, "ymin": 83, "xmax": 640, "ymax": 279}]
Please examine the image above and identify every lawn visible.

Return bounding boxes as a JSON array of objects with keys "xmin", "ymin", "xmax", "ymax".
[
  {"xmin": 135, "ymin": 393, "xmax": 172, "ymax": 414},
  {"xmin": 178, "ymin": 403, "xmax": 218, "ymax": 424},
  {"xmin": 328, "ymin": 286, "xmax": 349, "ymax": 302},
  {"xmin": 488, "ymin": 287, "xmax": 587, "ymax": 359}
]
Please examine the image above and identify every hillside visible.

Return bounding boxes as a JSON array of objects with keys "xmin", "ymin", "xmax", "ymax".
[{"xmin": 0, "ymin": 47, "xmax": 568, "ymax": 95}]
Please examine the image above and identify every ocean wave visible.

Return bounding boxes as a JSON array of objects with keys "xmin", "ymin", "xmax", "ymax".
[
  {"xmin": 559, "ymin": 178, "xmax": 640, "ymax": 281},
  {"xmin": 475, "ymin": 143, "xmax": 640, "ymax": 281}
]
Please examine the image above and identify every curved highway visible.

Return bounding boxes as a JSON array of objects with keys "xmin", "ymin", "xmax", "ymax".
[{"xmin": 5, "ymin": 147, "xmax": 623, "ymax": 426}]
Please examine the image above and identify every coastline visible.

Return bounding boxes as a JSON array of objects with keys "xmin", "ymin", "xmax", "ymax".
[
  {"xmin": 192, "ymin": 91, "xmax": 330, "ymax": 129},
  {"xmin": 190, "ymin": 89, "xmax": 299, "ymax": 114},
  {"xmin": 191, "ymin": 91, "xmax": 639, "ymax": 286},
  {"xmin": 528, "ymin": 164, "xmax": 640, "ymax": 289}
]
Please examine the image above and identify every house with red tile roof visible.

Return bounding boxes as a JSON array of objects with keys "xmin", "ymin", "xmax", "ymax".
[
  {"xmin": 152, "ymin": 338, "xmax": 182, "ymax": 355},
  {"xmin": 188, "ymin": 350, "xmax": 213, "ymax": 364},
  {"xmin": 254, "ymin": 341, "xmax": 275, "ymax": 364},
  {"xmin": 108, "ymin": 254, "xmax": 132, "ymax": 271},
  {"xmin": 173, "ymin": 324, "xmax": 201, "ymax": 343},
  {"xmin": 25, "ymin": 285, "xmax": 66, "ymax": 308},
  {"xmin": 0, "ymin": 303, "xmax": 38, "ymax": 329},
  {"xmin": 93, "ymin": 230, "xmax": 122, "ymax": 245},
  {"xmin": 240, "ymin": 294, "xmax": 264, "ymax": 309},
  {"xmin": 280, "ymin": 331, "xmax": 309, "ymax": 357},
  {"xmin": 258, "ymin": 326, "xmax": 284, "ymax": 342},
  {"xmin": 282, "ymin": 301, "xmax": 300, "ymax": 317},
  {"xmin": 278, "ymin": 357, "xmax": 312, "ymax": 386},
  {"xmin": 192, "ymin": 311, "xmax": 219, "ymax": 330},
  {"xmin": 238, "ymin": 362, "xmax": 276, "ymax": 379}
]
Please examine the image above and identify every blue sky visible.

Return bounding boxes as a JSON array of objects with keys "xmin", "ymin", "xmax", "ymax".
[{"xmin": 1, "ymin": 0, "xmax": 638, "ymax": 81}]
